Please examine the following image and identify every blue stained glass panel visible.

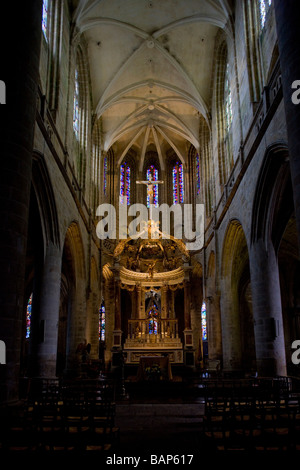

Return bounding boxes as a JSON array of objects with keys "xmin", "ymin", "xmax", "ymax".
[
  {"xmin": 26, "ymin": 294, "xmax": 33, "ymax": 339},
  {"xmin": 196, "ymin": 154, "xmax": 201, "ymax": 195},
  {"xmin": 259, "ymin": 0, "xmax": 272, "ymax": 28},
  {"xmin": 201, "ymin": 301, "xmax": 207, "ymax": 341},
  {"xmin": 73, "ymin": 68, "xmax": 80, "ymax": 139},
  {"xmin": 42, "ymin": 0, "xmax": 49, "ymax": 40},
  {"xmin": 103, "ymin": 156, "xmax": 108, "ymax": 195},
  {"xmin": 120, "ymin": 162, "xmax": 130, "ymax": 205},
  {"xmin": 224, "ymin": 63, "xmax": 232, "ymax": 132},
  {"xmin": 99, "ymin": 302, "xmax": 105, "ymax": 342},
  {"xmin": 148, "ymin": 301, "xmax": 158, "ymax": 335},
  {"xmin": 146, "ymin": 165, "xmax": 159, "ymax": 207},
  {"xmin": 172, "ymin": 161, "xmax": 184, "ymax": 204}
]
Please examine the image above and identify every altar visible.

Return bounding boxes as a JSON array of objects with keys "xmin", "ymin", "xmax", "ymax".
[
  {"xmin": 109, "ymin": 175, "xmax": 195, "ymax": 369},
  {"xmin": 137, "ymin": 355, "xmax": 172, "ymax": 381}
]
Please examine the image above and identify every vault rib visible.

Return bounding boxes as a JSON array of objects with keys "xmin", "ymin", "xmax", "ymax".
[
  {"xmin": 155, "ymin": 125, "xmax": 185, "ymax": 166},
  {"xmin": 117, "ymin": 127, "xmax": 145, "ymax": 166}
]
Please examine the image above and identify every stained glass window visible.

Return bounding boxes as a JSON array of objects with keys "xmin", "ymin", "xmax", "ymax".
[
  {"xmin": 259, "ymin": 0, "xmax": 272, "ymax": 28},
  {"xmin": 120, "ymin": 161, "xmax": 131, "ymax": 205},
  {"xmin": 201, "ymin": 301, "xmax": 207, "ymax": 341},
  {"xmin": 99, "ymin": 301, "xmax": 105, "ymax": 342},
  {"xmin": 42, "ymin": 0, "xmax": 49, "ymax": 40},
  {"xmin": 149, "ymin": 318, "xmax": 158, "ymax": 335},
  {"xmin": 172, "ymin": 161, "xmax": 184, "ymax": 204},
  {"xmin": 73, "ymin": 68, "xmax": 80, "ymax": 139},
  {"xmin": 103, "ymin": 155, "xmax": 108, "ymax": 195},
  {"xmin": 224, "ymin": 63, "xmax": 232, "ymax": 132},
  {"xmin": 195, "ymin": 153, "xmax": 201, "ymax": 195},
  {"xmin": 26, "ymin": 294, "xmax": 33, "ymax": 339},
  {"xmin": 146, "ymin": 165, "xmax": 159, "ymax": 207},
  {"xmin": 148, "ymin": 302, "xmax": 159, "ymax": 335}
]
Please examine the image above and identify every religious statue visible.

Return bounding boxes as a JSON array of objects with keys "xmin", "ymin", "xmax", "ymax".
[
  {"xmin": 145, "ymin": 259, "xmax": 157, "ymax": 278},
  {"xmin": 76, "ymin": 339, "xmax": 91, "ymax": 364},
  {"xmin": 136, "ymin": 174, "xmax": 164, "ymax": 206}
]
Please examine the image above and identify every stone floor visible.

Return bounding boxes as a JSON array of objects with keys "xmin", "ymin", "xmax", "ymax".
[
  {"xmin": 115, "ymin": 402, "xmax": 204, "ymax": 453},
  {"xmin": 113, "ymin": 379, "xmax": 207, "ymax": 462}
]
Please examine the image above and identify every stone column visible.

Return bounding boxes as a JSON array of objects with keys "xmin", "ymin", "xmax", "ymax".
[
  {"xmin": 113, "ymin": 280, "xmax": 122, "ymax": 348},
  {"xmin": 184, "ymin": 281, "xmax": 191, "ymax": 329},
  {"xmin": 35, "ymin": 243, "xmax": 62, "ymax": 377},
  {"xmin": 274, "ymin": 0, "xmax": 300, "ymax": 250},
  {"xmin": 249, "ymin": 239, "xmax": 286, "ymax": 376},
  {"xmin": 161, "ymin": 284, "xmax": 168, "ymax": 318},
  {"xmin": 183, "ymin": 281, "xmax": 194, "ymax": 349},
  {"xmin": 136, "ymin": 283, "xmax": 142, "ymax": 319},
  {"xmin": 141, "ymin": 287, "xmax": 146, "ymax": 318},
  {"xmin": 207, "ymin": 294, "xmax": 222, "ymax": 361},
  {"xmin": 115, "ymin": 281, "xmax": 121, "ymax": 329},
  {"xmin": 0, "ymin": 0, "xmax": 42, "ymax": 402},
  {"xmin": 170, "ymin": 290, "xmax": 175, "ymax": 318}
]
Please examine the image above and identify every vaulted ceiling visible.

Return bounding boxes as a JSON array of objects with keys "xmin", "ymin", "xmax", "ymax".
[{"xmin": 72, "ymin": 0, "xmax": 232, "ymax": 167}]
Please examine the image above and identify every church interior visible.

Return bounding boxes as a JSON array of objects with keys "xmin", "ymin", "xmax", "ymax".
[{"xmin": 1, "ymin": 0, "xmax": 300, "ymax": 456}]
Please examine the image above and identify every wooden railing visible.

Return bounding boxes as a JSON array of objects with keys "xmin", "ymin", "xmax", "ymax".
[{"xmin": 127, "ymin": 318, "xmax": 179, "ymax": 340}]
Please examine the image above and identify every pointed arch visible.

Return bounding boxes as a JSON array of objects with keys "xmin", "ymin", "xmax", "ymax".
[
  {"xmin": 251, "ymin": 143, "xmax": 291, "ymax": 250},
  {"xmin": 72, "ymin": 42, "xmax": 91, "ymax": 189},
  {"xmin": 63, "ymin": 221, "xmax": 86, "ymax": 283},
  {"xmin": 32, "ymin": 152, "xmax": 60, "ymax": 248},
  {"xmin": 207, "ymin": 250, "xmax": 216, "ymax": 280},
  {"xmin": 214, "ymin": 34, "xmax": 234, "ymax": 186},
  {"xmin": 221, "ymin": 219, "xmax": 255, "ymax": 371}
]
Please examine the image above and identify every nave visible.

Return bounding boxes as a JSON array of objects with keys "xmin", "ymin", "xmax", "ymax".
[
  {"xmin": 2, "ymin": 4, "xmax": 300, "ymax": 463},
  {"xmin": 1, "ymin": 371, "xmax": 300, "ymax": 457}
]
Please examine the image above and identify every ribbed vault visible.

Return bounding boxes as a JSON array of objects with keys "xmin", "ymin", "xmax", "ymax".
[{"xmin": 71, "ymin": 0, "xmax": 232, "ymax": 165}]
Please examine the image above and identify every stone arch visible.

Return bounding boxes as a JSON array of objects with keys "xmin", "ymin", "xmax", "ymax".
[
  {"xmin": 249, "ymin": 144, "xmax": 291, "ymax": 376},
  {"xmin": 63, "ymin": 221, "xmax": 86, "ymax": 283},
  {"xmin": 252, "ymin": 144, "xmax": 299, "ymax": 375},
  {"xmin": 72, "ymin": 42, "xmax": 92, "ymax": 189},
  {"xmin": 251, "ymin": 143, "xmax": 290, "ymax": 247},
  {"xmin": 31, "ymin": 152, "xmax": 60, "ymax": 248},
  {"xmin": 214, "ymin": 33, "xmax": 233, "ymax": 185},
  {"xmin": 23, "ymin": 156, "xmax": 62, "ymax": 377},
  {"xmin": 58, "ymin": 221, "xmax": 87, "ymax": 375},
  {"xmin": 24, "ymin": 151, "xmax": 60, "ymax": 323},
  {"xmin": 22, "ymin": 185, "xmax": 45, "ymax": 376},
  {"xmin": 221, "ymin": 219, "xmax": 255, "ymax": 372},
  {"xmin": 207, "ymin": 250, "xmax": 216, "ymax": 280}
]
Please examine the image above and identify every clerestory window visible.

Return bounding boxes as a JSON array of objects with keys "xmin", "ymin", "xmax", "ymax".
[
  {"xmin": 42, "ymin": 0, "xmax": 49, "ymax": 41},
  {"xmin": 120, "ymin": 161, "xmax": 131, "ymax": 205},
  {"xmin": 258, "ymin": 0, "xmax": 272, "ymax": 29},
  {"xmin": 172, "ymin": 161, "xmax": 184, "ymax": 205},
  {"xmin": 146, "ymin": 165, "xmax": 159, "ymax": 207}
]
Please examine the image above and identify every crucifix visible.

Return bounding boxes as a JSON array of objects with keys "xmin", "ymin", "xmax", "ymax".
[
  {"xmin": 136, "ymin": 174, "xmax": 164, "ymax": 219},
  {"xmin": 136, "ymin": 174, "xmax": 164, "ymax": 205}
]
